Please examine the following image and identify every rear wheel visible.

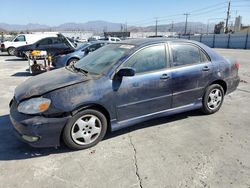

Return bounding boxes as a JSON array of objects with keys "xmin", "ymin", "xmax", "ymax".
[
  {"xmin": 7, "ymin": 47, "xmax": 16, "ymax": 56},
  {"xmin": 67, "ymin": 58, "xmax": 79, "ymax": 66},
  {"xmin": 63, "ymin": 109, "xmax": 107, "ymax": 150},
  {"xmin": 202, "ymin": 84, "xmax": 224, "ymax": 114}
]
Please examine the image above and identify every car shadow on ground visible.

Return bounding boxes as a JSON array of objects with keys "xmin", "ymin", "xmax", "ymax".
[
  {"xmin": 5, "ymin": 58, "xmax": 26, "ymax": 62},
  {"xmin": 0, "ymin": 53, "xmax": 10, "ymax": 56},
  {"xmin": 11, "ymin": 72, "xmax": 31, "ymax": 77},
  {"xmin": 0, "ymin": 110, "xmax": 205, "ymax": 161}
]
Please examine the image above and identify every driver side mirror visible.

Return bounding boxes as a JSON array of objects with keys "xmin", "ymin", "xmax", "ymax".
[
  {"xmin": 117, "ymin": 67, "xmax": 135, "ymax": 77},
  {"xmin": 84, "ymin": 48, "xmax": 90, "ymax": 55}
]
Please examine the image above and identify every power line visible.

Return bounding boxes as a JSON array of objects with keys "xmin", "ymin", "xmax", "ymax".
[
  {"xmin": 129, "ymin": 2, "xmax": 229, "ymax": 26},
  {"xmin": 189, "ymin": 11, "xmax": 226, "ymax": 19},
  {"xmin": 190, "ymin": 6, "xmax": 228, "ymax": 16},
  {"xmin": 189, "ymin": 1, "xmax": 228, "ymax": 13},
  {"xmin": 231, "ymin": 0, "xmax": 250, "ymax": 2},
  {"xmin": 129, "ymin": 0, "xmax": 250, "ymax": 29}
]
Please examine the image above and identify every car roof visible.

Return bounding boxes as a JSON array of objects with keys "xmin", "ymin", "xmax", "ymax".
[
  {"xmin": 118, "ymin": 38, "xmax": 194, "ymax": 47},
  {"xmin": 116, "ymin": 38, "xmax": 223, "ymax": 61}
]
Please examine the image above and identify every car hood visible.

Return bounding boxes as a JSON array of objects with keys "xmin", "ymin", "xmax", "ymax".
[{"xmin": 15, "ymin": 68, "xmax": 90, "ymax": 102}]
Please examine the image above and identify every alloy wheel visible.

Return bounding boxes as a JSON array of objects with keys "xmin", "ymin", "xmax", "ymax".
[
  {"xmin": 207, "ymin": 88, "xmax": 222, "ymax": 110},
  {"xmin": 71, "ymin": 114, "xmax": 102, "ymax": 145}
]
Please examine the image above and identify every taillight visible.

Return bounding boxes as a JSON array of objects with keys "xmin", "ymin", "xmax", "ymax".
[
  {"xmin": 235, "ymin": 61, "xmax": 240, "ymax": 69},
  {"xmin": 1, "ymin": 44, "xmax": 4, "ymax": 48}
]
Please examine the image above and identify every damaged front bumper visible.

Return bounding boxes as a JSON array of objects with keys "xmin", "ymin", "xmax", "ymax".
[{"xmin": 9, "ymin": 99, "xmax": 71, "ymax": 148}]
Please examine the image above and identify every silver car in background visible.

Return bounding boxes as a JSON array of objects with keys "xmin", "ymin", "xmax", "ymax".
[{"xmin": 52, "ymin": 41, "xmax": 110, "ymax": 68}]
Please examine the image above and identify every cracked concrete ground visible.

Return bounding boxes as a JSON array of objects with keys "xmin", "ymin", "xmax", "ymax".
[{"xmin": 0, "ymin": 48, "xmax": 250, "ymax": 188}]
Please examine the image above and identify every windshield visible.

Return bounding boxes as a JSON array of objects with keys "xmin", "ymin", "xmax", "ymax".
[
  {"xmin": 76, "ymin": 43, "xmax": 90, "ymax": 50},
  {"xmin": 74, "ymin": 44, "xmax": 134, "ymax": 74}
]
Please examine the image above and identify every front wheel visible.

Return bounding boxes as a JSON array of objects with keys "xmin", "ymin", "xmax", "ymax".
[
  {"xmin": 63, "ymin": 109, "xmax": 107, "ymax": 150},
  {"xmin": 67, "ymin": 58, "xmax": 79, "ymax": 66},
  {"xmin": 202, "ymin": 84, "xmax": 224, "ymax": 114}
]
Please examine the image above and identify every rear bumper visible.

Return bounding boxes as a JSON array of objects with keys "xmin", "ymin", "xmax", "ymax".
[
  {"xmin": 226, "ymin": 75, "xmax": 240, "ymax": 94},
  {"xmin": 0, "ymin": 47, "xmax": 7, "ymax": 52},
  {"xmin": 9, "ymin": 99, "xmax": 70, "ymax": 148}
]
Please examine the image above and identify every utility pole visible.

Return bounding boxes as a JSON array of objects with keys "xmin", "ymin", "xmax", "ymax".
[
  {"xmin": 171, "ymin": 21, "xmax": 174, "ymax": 32},
  {"xmin": 225, "ymin": 0, "xmax": 231, "ymax": 33},
  {"xmin": 184, "ymin": 13, "xmax": 190, "ymax": 35},
  {"xmin": 125, "ymin": 21, "xmax": 127, "ymax": 32},
  {"xmin": 155, "ymin": 18, "xmax": 158, "ymax": 36}
]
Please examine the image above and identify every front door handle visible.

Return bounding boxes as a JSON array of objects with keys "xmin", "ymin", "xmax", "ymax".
[
  {"xmin": 160, "ymin": 74, "xmax": 170, "ymax": 80},
  {"xmin": 202, "ymin": 66, "xmax": 210, "ymax": 71}
]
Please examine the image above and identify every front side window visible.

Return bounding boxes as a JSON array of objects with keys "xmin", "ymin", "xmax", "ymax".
[
  {"xmin": 122, "ymin": 45, "xmax": 166, "ymax": 73},
  {"xmin": 171, "ymin": 44, "xmax": 202, "ymax": 67},
  {"xmin": 14, "ymin": 35, "xmax": 25, "ymax": 42}
]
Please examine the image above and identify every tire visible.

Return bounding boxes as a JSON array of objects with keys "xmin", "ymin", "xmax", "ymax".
[
  {"xmin": 63, "ymin": 109, "xmax": 107, "ymax": 150},
  {"xmin": 202, "ymin": 84, "xmax": 224, "ymax": 114},
  {"xmin": 67, "ymin": 58, "xmax": 79, "ymax": 66},
  {"xmin": 7, "ymin": 47, "xmax": 16, "ymax": 56}
]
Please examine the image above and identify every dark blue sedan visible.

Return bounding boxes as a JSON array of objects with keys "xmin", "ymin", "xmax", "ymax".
[
  {"xmin": 9, "ymin": 38, "xmax": 240, "ymax": 150},
  {"xmin": 52, "ymin": 41, "xmax": 109, "ymax": 68}
]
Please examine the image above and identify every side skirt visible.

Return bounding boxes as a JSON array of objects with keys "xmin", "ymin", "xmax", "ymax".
[{"xmin": 110, "ymin": 100, "xmax": 203, "ymax": 132}]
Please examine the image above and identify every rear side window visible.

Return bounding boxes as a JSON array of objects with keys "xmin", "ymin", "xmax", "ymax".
[
  {"xmin": 89, "ymin": 43, "xmax": 102, "ymax": 51},
  {"xmin": 52, "ymin": 38, "xmax": 62, "ymax": 44},
  {"xmin": 14, "ymin": 35, "xmax": 25, "ymax": 42},
  {"xmin": 200, "ymin": 50, "xmax": 209, "ymax": 62},
  {"xmin": 122, "ymin": 45, "xmax": 166, "ymax": 73},
  {"xmin": 171, "ymin": 44, "xmax": 209, "ymax": 67},
  {"xmin": 39, "ymin": 38, "xmax": 53, "ymax": 45}
]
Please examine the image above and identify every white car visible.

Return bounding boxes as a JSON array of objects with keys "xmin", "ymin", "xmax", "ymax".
[
  {"xmin": 0, "ymin": 33, "xmax": 57, "ymax": 55},
  {"xmin": 98, "ymin": 37, "xmax": 121, "ymax": 42}
]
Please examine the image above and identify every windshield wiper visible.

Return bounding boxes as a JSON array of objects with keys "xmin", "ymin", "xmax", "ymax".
[{"xmin": 72, "ymin": 64, "xmax": 88, "ymax": 75}]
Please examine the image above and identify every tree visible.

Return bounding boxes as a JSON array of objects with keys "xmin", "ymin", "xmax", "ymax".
[{"xmin": 214, "ymin": 22, "xmax": 224, "ymax": 34}]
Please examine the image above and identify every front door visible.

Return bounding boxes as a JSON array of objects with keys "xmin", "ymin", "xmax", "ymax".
[
  {"xmin": 114, "ymin": 44, "xmax": 172, "ymax": 121},
  {"xmin": 13, "ymin": 35, "xmax": 27, "ymax": 46}
]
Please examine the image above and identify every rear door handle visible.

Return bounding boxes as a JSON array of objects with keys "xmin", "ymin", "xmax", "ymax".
[
  {"xmin": 160, "ymin": 74, "xmax": 170, "ymax": 80},
  {"xmin": 202, "ymin": 66, "xmax": 210, "ymax": 71}
]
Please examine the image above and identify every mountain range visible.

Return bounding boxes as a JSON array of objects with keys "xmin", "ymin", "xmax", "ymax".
[{"xmin": 0, "ymin": 20, "xmax": 215, "ymax": 33}]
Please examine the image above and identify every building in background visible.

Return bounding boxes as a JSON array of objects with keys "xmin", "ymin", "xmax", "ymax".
[{"xmin": 234, "ymin": 16, "xmax": 242, "ymax": 33}]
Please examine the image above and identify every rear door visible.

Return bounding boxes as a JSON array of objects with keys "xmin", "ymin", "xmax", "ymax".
[
  {"xmin": 36, "ymin": 38, "xmax": 53, "ymax": 51},
  {"xmin": 169, "ymin": 42, "xmax": 212, "ymax": 108}
]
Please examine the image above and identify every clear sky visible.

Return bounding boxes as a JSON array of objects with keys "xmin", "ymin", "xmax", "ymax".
[{"xmin": 0, "ymin": 0, "xmax": 249, "ymax": 26}]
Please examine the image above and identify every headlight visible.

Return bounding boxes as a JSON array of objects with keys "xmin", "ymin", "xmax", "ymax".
[{"xmin": 17, "ymin": 98, "xmax": 51, "ymax": 114}]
